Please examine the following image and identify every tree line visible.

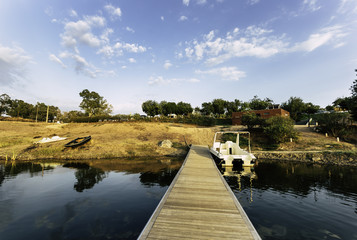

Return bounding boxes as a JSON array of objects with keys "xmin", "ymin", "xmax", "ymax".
[
  {"xmin": 0, "ymin": 93, "xmax": 60, "ymax": 122},
  {"xmin": 1, "ymin": 69, "xmax": 356, "ymax": 124},
  {"xmin": 0, "ymin": 89, "xmax": 112, "ymax": 122},
  {"xmin": 142, "ymin": 96, "xmax": 321, "ymax": 121}
]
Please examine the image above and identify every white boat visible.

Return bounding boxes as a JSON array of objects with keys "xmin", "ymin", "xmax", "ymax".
[{"xmin": 210, "ymin": 131, "xmax": 256, "ymax": 167}]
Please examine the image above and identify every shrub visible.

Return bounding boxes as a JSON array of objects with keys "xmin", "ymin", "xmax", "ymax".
[
  {"xmin": 313, "ymin": 112, "xmax": 351, "ymax": 137},
  {"xmin": 263, "ymin": 116, "xmax": 297, "ymax": 144},
  {"xmin": 241, "ymin": 112, "xmax": 265, "ymax": 130}
]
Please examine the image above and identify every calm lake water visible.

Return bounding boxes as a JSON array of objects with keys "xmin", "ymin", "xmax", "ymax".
[
  {"xmin": 0, "ymin": 158, "xmax": 182, "ymax": 240},
  {"xmin": 1, "ymin": 158, "xmax": 357, "ymax": 240},
  {"xmin": 221, "ymin": 161, "xmax": 357, "ymax": 240}
]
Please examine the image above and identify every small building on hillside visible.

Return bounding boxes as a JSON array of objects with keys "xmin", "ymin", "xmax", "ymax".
[{"xmin": 232, "ymin": 108, "xmax": 290, "ymax": 125}]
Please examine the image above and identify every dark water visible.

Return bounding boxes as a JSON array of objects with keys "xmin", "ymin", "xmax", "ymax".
[
  {"xmin": 221, "ymin": 161, "xmax": 357, "ymax": 240},
  {"xmin": 2, "ymin": 159, "xmax": 357, "ymax": 240},
  {"xmin": 0, "ymin": 158, "xmax": 182, "ymax": 240}
]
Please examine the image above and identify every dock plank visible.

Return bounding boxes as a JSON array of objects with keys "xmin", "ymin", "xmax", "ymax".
[{"xmin": 138, "ymin": 145, "xmax": 260, "ymax": 240}]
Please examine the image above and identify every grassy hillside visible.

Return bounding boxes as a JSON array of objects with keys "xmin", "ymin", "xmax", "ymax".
[{"xmin": 0, "ymin": 121, "xmax": 355, "ymax": 161}]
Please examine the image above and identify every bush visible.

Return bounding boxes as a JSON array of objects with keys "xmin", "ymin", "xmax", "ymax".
[
  {"xmin": 241, "ymin": 112, "xmax": 265, "ymax": 130},
  {"xmin": 215, "ymin": 118, "xmax": 232, "ymax": 125},
  {"xmin": 263, "ymin": 116, "xmax": 297, "ymax": 144},
  {"xmin": 313, "ymin": 112, "xmax": 351, "ymax": 137}
]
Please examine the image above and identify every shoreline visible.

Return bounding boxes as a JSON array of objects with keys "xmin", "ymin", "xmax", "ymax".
[
  {"xmin": 254, "ymin": 150, "xmax": 357, "ymax": 166},
  {"xmin": 2, "ymin": 148, "xmax": 357, "ymax": 167},
  {"xmin": 1, "ymin": 121, "xmax": 356, "ymax": 166}
]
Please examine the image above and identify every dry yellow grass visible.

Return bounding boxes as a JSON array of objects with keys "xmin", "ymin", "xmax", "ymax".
[
  {"xmin": 278, "ymin": 125, "xmax": 357, "ymax": 151},
  {"xmin": 0, "ymin": 121, "xmax": 216, "ymax": 160},
  {"xmin": 1, "ymin": 122, "xmax": 355, "ymax": 161}
]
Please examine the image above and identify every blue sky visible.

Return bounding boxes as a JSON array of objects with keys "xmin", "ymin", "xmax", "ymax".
[{"xmin": 1, "ymin": 0, "xmax": 357, "ymax": 114}]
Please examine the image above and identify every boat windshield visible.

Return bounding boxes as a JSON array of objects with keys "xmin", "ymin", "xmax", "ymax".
[{"xmin": 214, "ymin": 132, "xmax": 250, "ymax": 150}]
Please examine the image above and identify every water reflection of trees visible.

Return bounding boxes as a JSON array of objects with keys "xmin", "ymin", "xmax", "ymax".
[
  {"xmin": 228, "ymin": 161, "xmax": 357, "ymax": 197},
  {"xmin": 139, "ymin": 169, "xmax": 179, "ymax": 187},
  {"xmin": 0, "ymin": 162, "xmax": 53, "ymax": 186},
  {"xmin": 1, "ymin": 159, "xmax": 182, "ymax": 191},
  {"xmin": 63, "ymin": 163, "xmax": 106, "ymax": 192}
]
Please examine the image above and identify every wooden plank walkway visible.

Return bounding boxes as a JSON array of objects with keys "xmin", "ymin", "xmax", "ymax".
[{"xmin": 138, "ymin": 145, "xmax": 261, "ymax": 240}]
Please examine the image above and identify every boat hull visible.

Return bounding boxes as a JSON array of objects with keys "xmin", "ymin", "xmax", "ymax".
[
  {"xmin": 210, "ymin": 148, "xmax": 255, "ymax": 167},
  {"xmin": 64, "ymin": 136, "xmax": 91, "ymax": 148}
]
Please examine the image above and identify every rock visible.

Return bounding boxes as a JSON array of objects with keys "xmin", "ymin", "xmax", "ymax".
[{"xmin": 159, "ymin": 140, "xmax": 172, "ymax": 148}]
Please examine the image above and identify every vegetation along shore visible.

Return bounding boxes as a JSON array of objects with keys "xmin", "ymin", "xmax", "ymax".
[
  {"xmin": 0, "ymin": 121, "xmax": 356, "ymax": 166},
  {"xmin": 1, "ymin": 71, "xmax": 356, "ymax": 164}
]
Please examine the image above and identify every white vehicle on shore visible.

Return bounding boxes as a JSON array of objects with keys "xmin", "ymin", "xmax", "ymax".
[{"xmin": 210, "ymin": 131, "xmax": 256, "ymax": 167}]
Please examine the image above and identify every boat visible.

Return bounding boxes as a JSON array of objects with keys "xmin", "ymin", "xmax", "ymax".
[
  {"xmin": 64, "ymin": 136, "xmax": 91, "ymax": 148},
  {"xmin": 209, "ymin": 131, "xmax": 256, "ymax": 167}
]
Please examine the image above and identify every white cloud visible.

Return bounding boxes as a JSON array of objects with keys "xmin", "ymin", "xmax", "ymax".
[
  {"xmin": 128, "ymin": 58, "xmax": 136, "ymax": 63},
  {"xmin": 100, "ymin": 28, "xmax": 114, "ymax": 43},
  {"xmin": 49, "ymin": 54, "xmax": 67, "ymax": 68},
  {"xmin": 182, "ymin": 25, "xmax": 349, "ymax": 65},
  {"xmin": 69, "ymin": 9, "xmax": 78, "ymax": 17},
  {"xmin": 184, "ymin": 26, "xmax": 287, "ymax": 65},
  {"xmin": 247, "ymin": 0, "xmax": 260, "ymax": 5},
  {"xmin": 123, "ymin": 43, "xmax": 147, "ymax": 53},
  {"xmin": 179, "ymin": 16, "xmax": 188, "ymax": 22},
  {"xmin": 164, "ymin": 60, "xmax": 172, "ymax": 69},
  {"xmin": 122, "ymin": 66, "xmax": 127, "ymax": 69},
  {"xmin": 148, "ymin": 76, "xmax": 200, "ymax": 85},
  {"xmin": 196, "ymin": 67, "xmax": 246, "ymax": 81},
  {"xmin": 61, "ymin": 18, "xmax": 103, "ymax": 49},
  {"xmin": 196, "ymin": 0, "xmax": 207, "ymax": 5},
  {"xmin": 290, "ymin": 25, "xmax": 347, "ymax": 52},
  {"xmin": 84, "ymin": 15, "xmax": 106, "ymax": 27},
  {"xmin": 59, "ymin": 51, "xmax": 99, "ymax": 78},
  {"xmin": 183, "ymin": 0, "xmax": 208, "ymax": 6},
  {"xmin": 97, "ymin": 45, "xmax": 115, "ymax": 57},
  {"xmin": 126, "ymin": 26, "xmax": 135, "ymax": 33},
  {"xmin": 104, "ymin": 4, "xmax": 122, "ymax": 19},
  {"xmin": 338, "ymin": 0, "xmax": 357, "ymax": 14},
  {"xmin": 0, "ymin": 44, "xmax": 31, "ymax": 85},
  {"xmin": 302, "ymin": 0, "xmax": 321, "ymax": 12},
  {"xmin": 161, "ymin": 16, "xmax": 165, "ymax": 21}
]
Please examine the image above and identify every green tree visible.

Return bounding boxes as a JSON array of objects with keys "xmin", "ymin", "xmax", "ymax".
[
  {"xmin": 281, "ymin": 97, "xmax": 306, "ymax": 121},
  {"xmin": 314, "ymin": 112, "xmax": 350, "ymax": 137},
  {"xmin": 8, "ymin": 99, "xmax": 34, "ymax": 118},
  {"xmin": 241, "ymin": 112, "xmax": 265, "ymax": 130},
  {"xmin": 176, "ymin": 102, "xmax": 193, "ymax": 115},
  {"xmin": 305, "ymin": 102, "xmax": 320, "ymax": 115},
  {"xmin": 212, "ymin": 98, "xmax": 227, "ymax": 116},
  {"xmin": 263, "ymin": 116, "xmax": 298, "ymax": 144},
  {"xmin": 63, "ymin": 111, "xmax": 86, "ymax": 121},
  {"xmin": 350, "ymin": 69, "xmax": 357, "ymax": 121},
  {"xmin": 226, "ymin": 99, "xmax": 241, "ymax": 116},
  {"xmin": 79, "ymin": 89, "xmax": 112, "ymax": 117},
  {"xmin": 0, "ymin": 94, "xmax": 11, "ymax": 116},
  {"xmin": 325, "ymin": 105, "xmax": 334, "ymax": 111},
  {"xmin": 333, "ymin": 97, "xmax": 353, "ymax": 111},
  {"xmin": 142, "ymin": 100, "xmax": 160, "ymax": 117},
  {"xmin": 249, "ymin": 96, "xmax": 273, "ymax": 110},
  {"xmin": 201, "ymin": 102, "xmax": 214, "ymax": 116},
  {"xmin": 32, "ymin": 102, "xmax": 61, "ymax": 122},
  {"xmin": 160, "ymin": 101, "xmax": 177, "ymax": 116}
]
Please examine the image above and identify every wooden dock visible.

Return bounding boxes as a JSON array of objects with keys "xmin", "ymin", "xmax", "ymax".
[{"xmin": 139, "ymin": 145, "xmax": 261, "ymax": 240}]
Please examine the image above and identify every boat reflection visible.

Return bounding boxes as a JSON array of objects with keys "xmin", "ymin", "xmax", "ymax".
[{"xmin": 221, "ymin": 164, "xmax": 257, "ymax": 202}]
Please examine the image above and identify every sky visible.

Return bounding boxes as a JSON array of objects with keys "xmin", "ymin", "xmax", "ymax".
[{"xmin": 1, "ymin": 0, "xmax": 357, "ymax": 114}]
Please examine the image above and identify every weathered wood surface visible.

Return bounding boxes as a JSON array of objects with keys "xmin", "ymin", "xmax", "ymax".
[{"xmin": 139, "ymin": 145, "xmax": 260, "ymax": 240}]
